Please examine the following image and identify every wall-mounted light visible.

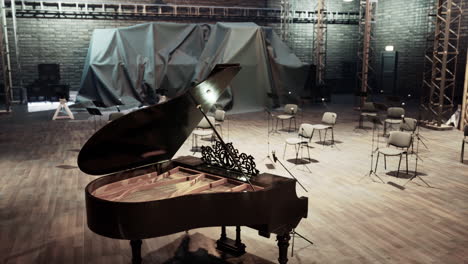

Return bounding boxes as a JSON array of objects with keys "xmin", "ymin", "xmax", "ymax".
[
  {"xmin": 385, "ymin": 45, "xmax": 394, "ymax": 52},
  {"xmin": 343, "ymin": 0, "xmax": 353, "ymax": 2}
]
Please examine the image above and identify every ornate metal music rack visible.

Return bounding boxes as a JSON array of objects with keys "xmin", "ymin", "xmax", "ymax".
[{"xmin": 201, "ymin": 141, "xmax": 259, "ymax": 181}]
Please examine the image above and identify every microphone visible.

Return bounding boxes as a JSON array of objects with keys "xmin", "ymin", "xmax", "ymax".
[{"xmin": 272, "ymin": 151, "xmax": 278, "ymax": 163}]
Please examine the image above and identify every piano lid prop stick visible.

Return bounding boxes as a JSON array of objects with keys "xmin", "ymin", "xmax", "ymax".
[{"xmin": 189, "ymin": 92, "xmax": 256, "ymax": 191}]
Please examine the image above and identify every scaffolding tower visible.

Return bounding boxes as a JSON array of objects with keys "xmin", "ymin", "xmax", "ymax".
[
  {"xmin": 314, "ymin": 0, "xmax": 327, "ymax": 85},
  {"xmin": 280, "ymin": 0, "xmax": 293, "ymax": 41},
  {"xmin": 0, "ymin": 0, "xmax": 12, "ymax": 112},
  {"xmin": 356, "ymin": 0, "xmax": 377, "ymax": 107},
  {"xmin": 421, "ymin": 0, "xmax": 463, "ymax": 127}
]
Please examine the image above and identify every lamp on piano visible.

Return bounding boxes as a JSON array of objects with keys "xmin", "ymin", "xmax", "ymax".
[{"xmin": 200, "ymin": 83, "xmax": 218, "ymax": 104}]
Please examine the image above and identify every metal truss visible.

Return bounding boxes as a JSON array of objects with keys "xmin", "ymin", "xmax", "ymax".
[
  {"xmin": 280, "ymin": 0, "xmax": 293, "ymax": 41},
  {"xmin": 421, "ymin": 0, "xmax": 463, "ymax": 127},
  {"xmin": 356, "ymin": 0, "xmax": 377, "ymax": 107},
  {"xmin": 0, "ymin": 0, "xmax": 12, "ymax": 112},
  {"xmin": 2, "ymin": 0, "xmax": 359, "ymax": 24},
  {"xmin": 314, "ymin": 0, "xmax": 327, "ymax": 85}
]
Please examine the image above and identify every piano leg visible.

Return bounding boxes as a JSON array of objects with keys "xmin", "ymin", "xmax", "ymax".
[
  {"xmin": 130, "ymin": 239, "xmax": 142, "ymax": 264},
  {"xmin": 277, "ymin": 233, "xmax": 291, "ymax": 264}
]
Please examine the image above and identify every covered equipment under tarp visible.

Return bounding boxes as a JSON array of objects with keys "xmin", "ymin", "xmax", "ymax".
[{"xmin": 77, "ymin": 22, "xmax": 309, "ymax": 112}]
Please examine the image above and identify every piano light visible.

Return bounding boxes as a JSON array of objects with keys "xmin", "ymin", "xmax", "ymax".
[{"xmin": 201, "ymin": 84, "xmax": 218, "ymax": 104}]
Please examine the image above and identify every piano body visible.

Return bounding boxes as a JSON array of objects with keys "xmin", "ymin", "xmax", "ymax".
[{"xmin": 78, "ymin": 64, "xmax": 308, "ymax": 264}]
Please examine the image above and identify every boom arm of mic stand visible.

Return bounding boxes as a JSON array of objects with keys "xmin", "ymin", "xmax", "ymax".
[{"xmin": 273, "ymin": 153, "xmax": 308, "ymax": 193}]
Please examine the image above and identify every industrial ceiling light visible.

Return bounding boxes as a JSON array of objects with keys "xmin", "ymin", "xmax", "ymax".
[{"xmin": 343, "ymin": 0, "xmax": 353, "ymax": 2}]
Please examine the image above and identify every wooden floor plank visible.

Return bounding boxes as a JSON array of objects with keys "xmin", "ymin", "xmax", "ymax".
[{"xmin": 0, "ymin": 103, "xmax": 467, "ymax": 263}]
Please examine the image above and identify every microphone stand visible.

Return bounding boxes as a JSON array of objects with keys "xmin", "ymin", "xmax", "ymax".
[
  {"xmin": 404, "ymin": 114, "xmax": 431, "ymax": 187},
  {"xmin": 359, "ymin": 116, "xmax": 384, "ymax": 183},
  {"xmin": 272, "ymin": 151, "xmax": 308, "ymax": 192},
  {"xmin": 261, "ymin": 108, "xmax": 276, "ymax": 168},
  {"xmin": 289, "ymin": 127, "xmax": 312, "ymax": 173},
  {"xmin": 271, "ymin": 151, "xmax": 313, "ymax": 257}
]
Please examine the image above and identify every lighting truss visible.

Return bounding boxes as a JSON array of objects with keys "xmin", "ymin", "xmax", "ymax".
[
  {"xmin": 0, "ymin": 0, "xmax": 12, "ymax": 112},
  {"xmin": 3, "ymin": 0, "xmax": 359, "ymax": 24},
  {"xmin": 280, "ymin": 0, "xmax": 293, "ymax": 41},
  {"xmin": 356, "ymin": 0, "xmax": 377, "ymax": 107},
  {"xmin": 421, "ymin": 0, "xmax": 463, "ymax": 126},
  {"xmin": 314, "ymin": 0, "xmax": 327, "ymax": 85}
]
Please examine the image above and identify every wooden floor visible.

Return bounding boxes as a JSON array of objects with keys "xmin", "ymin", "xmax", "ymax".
[{"xmin": 0, "ymin": 101, "xmax": 467, "ymax": 264}]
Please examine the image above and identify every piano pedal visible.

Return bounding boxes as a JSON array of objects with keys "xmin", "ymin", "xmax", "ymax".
[{"xmin": 216, "ymin": 226, "xmax": 246, "ymax": 257}]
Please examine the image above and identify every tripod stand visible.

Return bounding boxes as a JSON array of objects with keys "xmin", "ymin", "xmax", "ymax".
[
  {"xmin": 261, "ymin": 108, "xmax": 276, "ymax": 168},
  {"xmin": 359, "ymin": 116, "xmax": 384, "ymax": 183},
  {"xmin": 404, "ymin": 119, "xmax": 431, "ymax": 187},
  {"xmin": 290, "ymin": 229, "xmax": 314, "ymax": 257}
]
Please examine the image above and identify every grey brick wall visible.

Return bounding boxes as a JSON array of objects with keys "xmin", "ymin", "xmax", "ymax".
[
  {"xmin": 8, "ymin": 18, "xmax": 160, "ymax": 91},
  {"xmin": 373, "ymin": 0, "xmax": 467, "ymax": 101},
  {"xmin": 266, "ymin": 0, "xmax": 360, "ymax": 93},
  {"xmin": 4, "ymin": 0, "xmax": 268, "ymax": 93},
  {"xmin": 373, "ymin": 0, "xmax": 432, "ymax": 98},
  {"xmin": 267, "ymin": 0, "xmax": 468, "ymax": 97},
  {"xmin": 2, "ymin": 0, "xmax": 467, "ymax": 99}
]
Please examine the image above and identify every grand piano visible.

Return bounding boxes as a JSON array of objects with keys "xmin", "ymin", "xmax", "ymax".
[{"xmin": 78, "ymin": 64, "xmax": 308, "ymax": 264}]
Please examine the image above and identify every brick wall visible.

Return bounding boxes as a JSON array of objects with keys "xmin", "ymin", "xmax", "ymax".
[
  {"xmin": 266, "ymin": 0, "xmax": 468, "ymax": 97},
  {"xmin": 4, "ymin": 0, "xmax": 268, "ymax": 94},
  {"xmin": 3, "ymin": 0, "xmax": 467, "ymax": 99},
  {"xmin": 265, "ymin": 0, "xmax": 360, "ymax": 93},
  {"xmin": 373, "ymin": 0, "xmax": 467, "ymax": 102}
]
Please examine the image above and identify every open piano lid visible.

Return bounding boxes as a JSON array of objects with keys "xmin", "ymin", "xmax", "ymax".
[{"xmin": 78, "ymin": 64, "xmax": 241, "ymax": 176}]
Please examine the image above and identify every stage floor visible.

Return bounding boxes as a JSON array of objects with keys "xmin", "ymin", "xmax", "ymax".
[{"xmin": 0, "ymin": 101, "xmax": 467, "ymax": 264}]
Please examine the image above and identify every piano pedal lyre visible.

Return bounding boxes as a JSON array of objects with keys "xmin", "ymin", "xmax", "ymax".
[{"xmin": 216, "ymin": 225, "xmax": 246, "ymax": 257}]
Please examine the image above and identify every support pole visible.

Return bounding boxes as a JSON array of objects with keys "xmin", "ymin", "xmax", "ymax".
[{"xmin": 462, "ymin": 49, "xmax": 468, "ymax": 129}]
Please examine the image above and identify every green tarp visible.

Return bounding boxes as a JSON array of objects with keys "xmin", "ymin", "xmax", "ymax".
[{"xmin": 77, "ymin": 22, "xmax": 309, "ymax": 112}]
